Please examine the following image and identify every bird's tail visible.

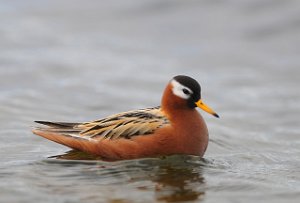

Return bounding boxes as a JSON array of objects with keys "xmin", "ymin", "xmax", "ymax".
[{"xmin": 32, "ymin": 121, "xmax": 97, "ymax": 153}]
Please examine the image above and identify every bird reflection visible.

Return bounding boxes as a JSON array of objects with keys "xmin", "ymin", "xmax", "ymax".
[
  {"xmin": 50, "ymin": 151, "xmax": 206, "ymax": 202},
  {"xmin": 153, "ymin": 166, "xmax": 205, "ymax": 202},
  {"xmin": 49, "ymin": 150, "xmax": 102, "ymax": 160},
  {"xmin": 148, "ymin": 158, "xmax": 206, "ymax": 202}
]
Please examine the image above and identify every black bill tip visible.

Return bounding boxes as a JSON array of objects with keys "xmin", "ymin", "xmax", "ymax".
[{"xmin": 213, "ymin": 113, "xmax": 220, "ymax": 118}]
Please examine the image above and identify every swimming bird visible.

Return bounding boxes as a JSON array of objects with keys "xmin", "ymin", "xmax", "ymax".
[{"xmin": 33, "ymin": 75, "xmax": 219, "ymax": 161}]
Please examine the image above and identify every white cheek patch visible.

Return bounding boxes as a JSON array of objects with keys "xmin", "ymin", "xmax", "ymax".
[{"xmin": 171, "ymin": 80, "xmax": 193, "ymax": 99}]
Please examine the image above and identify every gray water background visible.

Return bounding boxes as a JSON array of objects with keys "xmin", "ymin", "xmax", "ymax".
[{"xmin": 0, "ymin": 0, "xmax": 299, "ymax": 202}]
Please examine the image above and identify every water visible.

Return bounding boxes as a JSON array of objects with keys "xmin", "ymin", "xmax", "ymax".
[{"xmin": 0, "ymin": 0, "xmax": 300, "ymax": 202}]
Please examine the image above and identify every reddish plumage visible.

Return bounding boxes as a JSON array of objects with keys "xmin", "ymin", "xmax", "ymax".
[{"xmin": 32, "ymin": 75, "xmax": 217, "ymax": 161}]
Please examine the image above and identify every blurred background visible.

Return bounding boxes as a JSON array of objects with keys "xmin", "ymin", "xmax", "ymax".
[{"xmin": 0, "ymin": 0, "xmax": 299, "ymax": 203}]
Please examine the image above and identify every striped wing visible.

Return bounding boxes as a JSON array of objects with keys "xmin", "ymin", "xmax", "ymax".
[
  {"xmin": 78, "ymin": 106, "xmax": 169, "ymax": 139},
  {"xmin": 35, "ymin": 106, "xmax": 170, "ymax": 140}
]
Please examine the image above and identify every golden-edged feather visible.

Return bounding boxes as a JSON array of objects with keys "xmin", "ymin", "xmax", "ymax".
[{"xmin": 35, "ymin": 106, "xmax": 170, "ymax": 140}]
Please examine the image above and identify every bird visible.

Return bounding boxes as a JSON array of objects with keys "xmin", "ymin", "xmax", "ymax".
[{"xmin": 32, "ymin": 75, "xmax": 219, "ymax": 161}]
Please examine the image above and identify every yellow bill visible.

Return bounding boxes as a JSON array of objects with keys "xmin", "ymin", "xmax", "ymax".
[{"xmin": 195, "ymin": 99, "xmax": 219, "ymax": 118}]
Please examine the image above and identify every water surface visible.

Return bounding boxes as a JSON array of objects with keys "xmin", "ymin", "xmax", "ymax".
[{"xmin": 0, "ymin": 0, "xmax": 299, "ymax": 202}]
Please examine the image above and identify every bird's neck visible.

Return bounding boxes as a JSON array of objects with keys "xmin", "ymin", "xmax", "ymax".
[{"xmin": 162, "ymin": 106, "xmax": 209, "ymax": 156}]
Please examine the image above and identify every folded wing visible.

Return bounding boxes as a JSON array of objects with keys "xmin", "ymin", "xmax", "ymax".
[{"xmin": 35, "ymin": 106, "xmax": 170, "ymax": 140}]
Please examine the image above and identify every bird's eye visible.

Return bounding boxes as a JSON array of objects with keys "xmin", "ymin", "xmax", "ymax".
[{"xmin": 182, "ymin": 88, "xmax": 190, "ymax": 95}]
